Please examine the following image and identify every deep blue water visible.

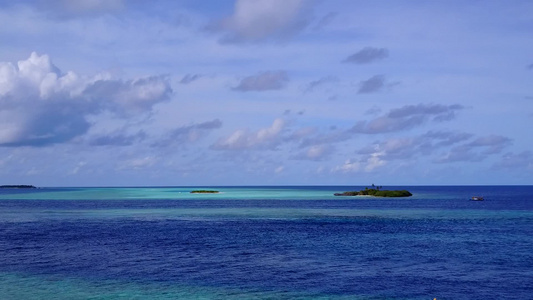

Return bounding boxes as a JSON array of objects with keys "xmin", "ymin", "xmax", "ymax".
[{"xmin": 0, "ymin": 186, "xmax": 532, "ymax": 299}]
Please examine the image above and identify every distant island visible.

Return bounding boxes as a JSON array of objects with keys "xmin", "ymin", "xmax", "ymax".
[
  {"xmin": 334, "ymin": 185, "xmax": 412, "ymax": 197},
  {"xmin": 190, "ymin": 190, "xmax": 219, "ymax": 194},
  {"xmin": 0, "ymin": 185, "xmax": 37, "ymax": 189}
]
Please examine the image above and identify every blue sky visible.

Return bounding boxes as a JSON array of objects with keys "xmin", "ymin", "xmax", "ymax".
[{"xmin": 0, "ymin": 0, "xmax": 532, "ymax": 186}]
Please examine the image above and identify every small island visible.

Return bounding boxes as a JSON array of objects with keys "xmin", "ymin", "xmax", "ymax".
[
  {"xmin": 190, "ymin": 190, "xmax": 219, "ymax": 194},
  {"xmin": 0, "ymin": 185, "xmax": 37, "ymax": 189},
  {"xmin": 334, "ymin": 185, "xmax": 412, "ymax": 197}
]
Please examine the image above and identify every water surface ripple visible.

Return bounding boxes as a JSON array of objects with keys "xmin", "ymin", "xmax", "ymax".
[{"xmin": 0, "ymin": 186, "xmax": 531, "ymax": 299}]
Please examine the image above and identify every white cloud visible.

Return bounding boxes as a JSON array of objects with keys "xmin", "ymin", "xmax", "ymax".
[
  {"xmin": 212, "ymin": 118, "xmax": 286, "ymax": 150},
  {"xmin": 0, "ymin": 52, "xmax": 172, "ymax": 147},
  {"xmin": 332, "ymin": 159, "xmax": 361, "ymax": 173},
  {"xmin": 83, "ymin": 75, "xmax": 172, "ymax": 116},
  {"xmin": 467, "ymin": 135, "xmax": 512, "ymax": 154},
  {"xmin": 494, "ymin": 151, "xmax": 533, "ymax": 171},
  {"xmin": 364, "ymin": 153, "xmax": 386, "ymax": 172},
  {"xmin": 292, "ymin": 144, "xmax": 333, "ymax": 161},
  {"xmin": 118, "ymin": 156, "xmax": 157, "ymax": 170},
  {"xmin": 43, "ymin": 0, "xmax": 124, "ymax": 18},
  {"xmin": 356, "ymin": 131, "xmax": 475, "ymax": 164},
  {"xmin": 435, "ymin": 134, "xmax": 512, "ymax": 163},
  {"xmin": 357, "ymin": 75, "xmax": 386, "ymax": 94},
  {"xmin": 70, "ymin": 161, "xmax": 87, "ymax": 175},
  {"xmin": 351, "ymin": 104, "xmax": 465, "ymax": 134},
  {"xmin": 306, "ymin": 145, "xmax": 330, "ymax": 160},
  {"xmin": 1, "ymin": 1, "xmax": 532, "ymax": 186},
  {"xmin": 357, "ymin": 74, "xmax": 399, "ymax": 94},
  {"xmin": 88, "ymin": 130, "xmax": 146, "ymax": 146},
  {"xmin": 211, "ymin": 0, "xmax": 312, "ymax": 43},
  {"xmin": 332, "ymin": 154, "xmax": 386, "ymax": 174},
  {"xmin": 153, "ymin": 119, "xmax": 223, "ymax": 147},
  {"xmin": 180, "ymin": 74, "xmax": 202, "ymax": 85},
  {"xmin": 343, "ymin": 47, "xmax": 389, "ymax": 64},
  {"xmin": 304, "ymin": 76, "xmax": 338, "ymax": 93},
  {"xmin": 233, "ymin": 71, "xmax": 289, "ymax": 92},
  {"xmin": 313, "ymin": 12, "xmax": 337, "ymax": 31}
]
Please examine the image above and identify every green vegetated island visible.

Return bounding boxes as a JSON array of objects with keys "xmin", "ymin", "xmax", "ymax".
[
  {"xmin": 190, "ymin": 190, "xmax": 219, "ymax": 194},
  {"xmin": 334, "ymin": 186, "xmax": 412, "ymax": 197},
  {"xmin": 0, "ymin": 185, "xmax": 37, "ymax": 189}
]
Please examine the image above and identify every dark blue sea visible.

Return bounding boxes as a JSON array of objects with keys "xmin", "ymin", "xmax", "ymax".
[{"xmin": 0, "ymin": 186, "xmax": 531, "ymax": 299}]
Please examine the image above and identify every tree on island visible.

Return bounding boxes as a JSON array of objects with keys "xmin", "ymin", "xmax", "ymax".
[
  {"xmin": 366, "ymin": 184, "xmax": 383, "ymax": 191},
  {"xmin": 335, "ymin": 185, "xmax": 411, "ymax": 197},
  {"xmin": 190, "ymin": 190, "xmax": 219, "ymax": 194},
  {"xmin": 0, "ymin": 185, "xmax": 36, "ymax": 189}
]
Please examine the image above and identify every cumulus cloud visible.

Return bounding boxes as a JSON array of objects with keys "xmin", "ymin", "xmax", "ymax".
[
  {"xmin": 292, "ymin": 144, "xmax": 334, "ymax": 161},
  {"xmin": 363, "ymin": 153, "xmax": 387, "ymax": 171},
  {"xmin": 494, "ymin": 151, "xmax": 533, "ymax": 170},
  {"xmin": 351, "ymin": 104, "xmax": 464, "ymax": 134},
  {"xmin": 466, "ymin": 135, "xmax": 512, "ymax": 154},
  {"xmin": 180, "ymin": 74, "xmax": 202, "ymax": 84},
  {"xmin": 358, "ymin": 138, "xmax": 418, "ymax": 160},
  {"xmin": 233, "ymin": 71, "xmax": 289, "ymax": 92},
  {"xmin": 332, "ymin": 159, "xmax": 361, "ymax": 173},
  {"xmin": 435, "ymin": 147, "xmax": 483, "ymax": 163},
  {"xmin": 153, "ymin": 119, "xmax": 223, "ymax": 147},
  {"xmin": 332, "ymin": 153, "xmax": 385, "ymax": 173},
  {"xmin": 275, "ymin": 165, "xmax": 285, "ymax": 173},
  {"xmin": 212, "ymin": 118, "xmax": 286, "ymax": 150},
  {"xmin": 343, "ymin": 47, "xmax": 389, "ymax": 64},
  {"xmin": 210, "ymin": 0, "xmax": 312, "ymax": 43},
  {"xmin": 357, "ymin": 75, "xmax": 386, "ymax": 94},
  {"xmin": 70, "ymin": 161, "xmax": 87, "ymax": 175},
  {"xmin": 436, "ymin": 134, "xmax": 512, "ymax": 163},
  {"xmin": 62, "ymin": 0, "xmax": 122, "ymax": 12},
  {"xmin": 313, "ymin": 12, "xmax": 337, "ymax": 31},
  {"xmin": 421, "ymin": 131, "xmax": 473, "ymax": 148},
  {"xmin": 390, "ymin": 103, "xmax": 463, "ymax": 121},
  {"xmin": 304, "ymin": 76, "xmax": 338, "ymax": 93},
  {"xmin": 297, "ymin": 128, "xmax": 350, "ymax": 149},
  {"xmin": 356, "ymin": 131, "xmax": 472, "ymax": 164},
  {"xmin": 0, "ymin": 52, "xmax": 172, "ymax": 147},
  {"xmin": 118, "ymin": 156, "xmax": 157, "ymax": 170},
  {"xmin": 364, "ymin": 106, "xmax": 381, "ymax": 116},
  {"xmin": 83, "ymin": 75, "xmax": 172, "ymax": 116},
  {"xmin": 89, "ymin": 130, "xmax": 146, "ymax": 146},
  {"xmin": 19, "ymin": 0, "xmax": 125, "ymax": 19},
  {"xmin": 295, "ymin": 120, "xmax": 471, "ymax": 163},
  {"xmin": 335, "ymin": 129, "xmax": 499, "ymax": 174}
]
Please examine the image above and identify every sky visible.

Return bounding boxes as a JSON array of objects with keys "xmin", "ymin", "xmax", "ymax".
[{"xmin": 0, "ymin": 0, "xmax": 532, "ymax": 186}]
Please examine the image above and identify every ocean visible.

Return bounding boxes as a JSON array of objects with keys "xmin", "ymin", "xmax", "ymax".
[{"xmin": 0, "ymin": 186, "xmax": 531, "ymax": 299}]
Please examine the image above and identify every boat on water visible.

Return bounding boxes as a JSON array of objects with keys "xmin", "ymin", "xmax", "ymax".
[{"xmin": 471, "ymin": 196, "xmax": 484, "ymax": 201}]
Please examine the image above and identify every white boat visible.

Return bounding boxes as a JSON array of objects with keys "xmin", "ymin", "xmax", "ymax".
[{"xmin": 471, "ymin": 196, "xmax": 484, "ymax": 201}]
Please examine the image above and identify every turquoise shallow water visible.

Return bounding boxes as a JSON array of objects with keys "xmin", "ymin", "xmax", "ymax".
[
  {"xmin": 0, "ymin": 186, "xmax": 339, "ymax": 200},
  {"xmin": 0, "ymin": 186, "xmax": 532, "ymax": 299}
]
